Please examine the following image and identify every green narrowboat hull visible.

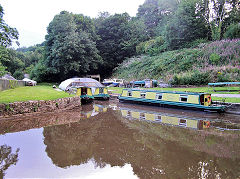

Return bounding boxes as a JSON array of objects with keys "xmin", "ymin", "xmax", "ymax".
[
  {"xmin": 80, "ymin": 95, "xmax": 94, "ymax": 104},
  {"xmin": 93, "ymin": 94, "xmax": 110, "ymax": 100},
  {"xmin": 118, "ymin": 96, "xmax": 226, "ymax": 112}
]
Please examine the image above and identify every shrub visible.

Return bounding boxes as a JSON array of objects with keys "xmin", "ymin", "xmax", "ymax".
[
  {"xmin": 0, "ymin": 62, "xmax": 7, "ymax": 77},
  {"xmin": 183, "ymin": 39, "xmax": 209, "ymax": 48},
  {"xmin": 136, "ymin": 36, "xmax": 166, "ymax": 55},
  {"xmin": 13, "ymin": 70, "xmax": 24, "ymax": 80},
  {"xmin": 136, "ymin": 42, "xmax": 145, "ymax": 54},
  {"xmin": 217, "ymin": 72, "xmax": 231, "ymax": 82},
  {"xmin": 224, "ymin": 23, "xmax": 240, "ymax": 39},
  {"xmin": 209, "ymin": 53, "xmax": 221, "ymax": 65},
  {"xmin": 170, "ymin": 71, "xmax": 210, "ymax": 85}
]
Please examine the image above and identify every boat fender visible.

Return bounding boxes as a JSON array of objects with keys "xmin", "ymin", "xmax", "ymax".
[
  {"xmin": 208, "ymin": 96, "xmax": 211, "ymax": 103},
  {"xmin": 204, "ymin": 121, "xmax": 210, "ymax": 128}
]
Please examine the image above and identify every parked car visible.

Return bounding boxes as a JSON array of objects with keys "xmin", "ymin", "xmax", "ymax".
[{"xmin": 22, "ymin": 78, "xmax": 37, "ymax": 86}]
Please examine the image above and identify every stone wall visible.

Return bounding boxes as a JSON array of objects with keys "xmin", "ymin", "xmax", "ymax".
[
  {"xmin": 0, "ymin": 96, "xmax": 81, "ymax": 117},
  {"xmin": 0, "ymin": 79, "xmax": 26, "ymax": 91},
  {"xmin": 0, "ymin": 108, "xmax": 83, "ymax": 134}
]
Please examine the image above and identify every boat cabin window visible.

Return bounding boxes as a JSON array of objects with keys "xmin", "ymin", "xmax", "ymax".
[
  {"xmin": 127, "ymin": 111, "xmax": 131, "ymax": 117},
  {"xmin": 179, "ymin": 119, "xmax": 187, "ymax": 127},
  {"xmin": 155, "ymin": 115, "xmax": 162, "ymax": 122},
  {"xmin": 127, "ymin": 91, "xmax": 132, "ymax": 97},
  {"xmin": 180, "ymin": 95, "xmax": 188, "ymax": 102},
  {"xmin": 81, "ymin": 88, "xmax": 87, "ymax": 95},
  {"xmin": 140, "ymin": 113, "xmax": 145, "ymax": 120},
  {"xmin": 140, "ymin": 92, "xmax": 146, "ymax": 98},
  {"xmin": 156, "ymin": 93, "xmax": 163, "ymax": 100},
  {"xmin": 99, "ymin": 88, "xmax": 104, "ymax": 93}
]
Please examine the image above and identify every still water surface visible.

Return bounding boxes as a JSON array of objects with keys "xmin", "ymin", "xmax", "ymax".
[{"xmin": 1, "ymin": 100, "xmax": 240, "ymax": 178}]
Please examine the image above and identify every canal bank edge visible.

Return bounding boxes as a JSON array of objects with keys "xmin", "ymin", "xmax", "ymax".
[{"xmin": 0, "ymin": 96, "xmax": 81, "ymax": 117}]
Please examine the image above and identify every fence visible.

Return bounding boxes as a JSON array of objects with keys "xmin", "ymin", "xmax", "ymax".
[{"xmin": 0, "ymin": 79, "xmax": 26, "ymax": 91}]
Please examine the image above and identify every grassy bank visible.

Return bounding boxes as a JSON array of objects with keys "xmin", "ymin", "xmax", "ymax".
[
  {"xmin": 113, "ymin": 39, "xmax": 240, "ymax": 85},
  {"xmin": 108, "ymin": 86, "xmax": 240, "ymax": 103},
  {"xmin": 0, "ymin": 83, "xmax": 74, "ymax": 104}
]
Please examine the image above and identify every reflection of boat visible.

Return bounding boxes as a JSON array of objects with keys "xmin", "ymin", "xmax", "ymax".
[
  {"xmin": 81, "ymin": 104, "xmax": 108, "ymax": 119},
  {"xmin": 120, "ymin": 108, "xmax": 210, "ymax": 130},
  {"xmin": 118, "ymin": 89, "xmax": 226, "ymax": 112}
]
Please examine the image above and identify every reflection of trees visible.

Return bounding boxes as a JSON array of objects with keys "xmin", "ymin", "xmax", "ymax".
[
  {"xmin": 0, "ymin": 145, "xmax": 19, "ymax": 178},
  {"xmin": 43, "ymin": 109, "xmax": 240, "ymax": 178}
]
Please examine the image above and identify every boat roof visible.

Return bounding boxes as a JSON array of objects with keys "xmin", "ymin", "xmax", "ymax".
[
  {"xmin": 59, "ymin": 78, "xmax": 104, "ymax": 91},
  {"xmin": 122, "ymin": 88, "xmax": 208, "ymax": 95},
  {"xmin": 208, "ymin": 82, "xmax": 240, "ymax": 86}
]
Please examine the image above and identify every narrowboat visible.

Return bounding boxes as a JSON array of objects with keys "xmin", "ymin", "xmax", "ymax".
[
  {"xmin": 76, "ymin": 86, "xmax": 94, "ymax": 104},
  {"xmin": 81, "ymin": 104, "xmax": 108, "ymax": 119},
  {"xmin": 118, "ymin": 89, "xmax": 226, "ymax": 112},
  {"xmin": 120, "ymin": 107, "xmax": 210, "ymax": 130},
  {"xmin": 102, "ymin": 79, "xmax": 114, "ymax": 86},
  {"xmin": 102, "ymin": 78, "xmax": 124, "ymax": 87},
  {"xmin": 59, "ymin": 77, "xmax": 109, "ymax": 101},
  {"xmin": 92, "ymin": 87, "xmax": 110, "ymax": 100}
]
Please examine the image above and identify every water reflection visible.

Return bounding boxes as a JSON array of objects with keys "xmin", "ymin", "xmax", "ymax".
[
  {"xmin": 1, "ymin": 101, "xmax": 240, "ymax": 178},
  {"xmin": 120, "ymin": 107, "xmax": 211, "ymax": 130},
  {"xmin": 43, "ymin": 102, "xmax": 240, "ymax": 179},
  {"xmin": 0, "ymin": 145, "xmax": 19, "ymax": 178}
]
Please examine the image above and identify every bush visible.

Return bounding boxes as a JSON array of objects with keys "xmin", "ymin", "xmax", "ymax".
[
  {"xmin": 217, "ymin": 72, "xmax": 231, "ymax": 82},
  {"xmin": 183, "ymin": 39, "xmax": 209, "ymax": 48},
  {"xmin": 13, "ymin": 70, "xmax": 24, "ymax": 80},
  {"xmin": 0, "ymin": 62, "xmax": 7, "ymax": 77},
  {"xmin": 224, "ymin": 23, "xmax": 240, "ymax": 39},
  {"xmin": 209, "ymin": 53, "xmax": 221, "ymax": 65},
  {"xmin": 30, "ymin": 60, "xmax": 48, "ymax": 82},
  {"xmin": 136, "ymin": 36, "xmax": 166, "ymax": 55},
  {"xmin": 170, "ymin": 71, "xmax": 210, "ymax": 86}
]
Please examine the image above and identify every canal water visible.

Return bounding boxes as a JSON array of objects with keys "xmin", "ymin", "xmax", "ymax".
[{"xmin": 1, "ymin": 99, "xmax": 240, "ymax": 178}]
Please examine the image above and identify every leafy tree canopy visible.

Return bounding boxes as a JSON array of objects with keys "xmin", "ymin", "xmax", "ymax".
[
  {"xmin": 0, "ymin": 4, "xmax": 18, "ymax": 47},
  {"xmin": 44, "ymin": 11, "xmax": 102, "ymax": 81},
  {"xmin": 165, "ymin": 0, "xmax": 209, "ymax": 49},
  {"xmin": 137, "ymin": 0, "xmax": 179, "ymax": 37},
  {"xmin": 95, "ymin": 13, "xmax": 149, "ymax": 77}
]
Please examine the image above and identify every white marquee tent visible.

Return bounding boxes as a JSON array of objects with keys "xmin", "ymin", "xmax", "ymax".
[{"xmin": 59, "ymin": 78, "xmax": 104, "ymax": 94}]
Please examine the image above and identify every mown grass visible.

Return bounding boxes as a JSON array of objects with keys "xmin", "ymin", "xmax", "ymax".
[
  {"xmin": 0, "ymin": 84, "xmax": 74, "ymax": 104},
  {"xmin": 108, "ymin": 86, "xmax": 240, "ymax": 103}
]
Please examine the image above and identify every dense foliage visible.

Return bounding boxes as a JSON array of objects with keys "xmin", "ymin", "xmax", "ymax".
[
  {"xmin": 114, "ymin": 39, "xmax": 240, "ymax": 85},
  {"xmin": 0, "ymin": 5, "xmax": 18, "ymax": 47},
  {"xmin": 0, "ymin": 0, "xmax": 239, "ymax": 84}
]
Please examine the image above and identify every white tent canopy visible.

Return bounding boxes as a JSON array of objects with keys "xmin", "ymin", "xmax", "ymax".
[{"xmin": 59, "ymin": 78, "xmax": 104, "ymax": 91}]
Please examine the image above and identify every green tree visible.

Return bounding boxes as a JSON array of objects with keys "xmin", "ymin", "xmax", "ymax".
[
  {"xmin": 17, "ymin": 43, "xmax": 45, "ymax": 68},
  {"xmin": 0, "ymin": 4, "xmax": 18, "ymax": 47},
  {"xmin": 45, "ymin": 11, "xmax": 102, "ymax": 81},
  {"xmin": 1, "ymin": 48, "xmax": 24, "ymax": 75},
  {"xmin": 96, "ymin": 13, "xmax": 148, "ymax": 77},
  {"xmin": 121, "ymin": 18, "xmax": 149, "ymax": 58},
  {"xmin": 210, "ymin": 0, "xmax": 240, "ymax": 40},
  {"xmin": 224, "ymin": 23, "xmax": 240, "ymax": 39},
  {"xmin": 0, "ymin": 145, "xmax": 19, "ymax": 178},
  {"xmin": 13, "ymin": 70, "xmax": 24, "ymax": 80},
  {"xmin": 0, "ymin": 62, "xmax": 7, "ymax": 76},
  {"xmin": 137, "ymin": 0, "xmax": 179, "ymax": 37},
  {"xmin": 165, "ymin": 0, "xmax": 209, "ymax": 50}
]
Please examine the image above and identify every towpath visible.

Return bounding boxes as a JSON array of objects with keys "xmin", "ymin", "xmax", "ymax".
[{"xmin": 212, "ymin": 94, "xmax": 240, "ymax": 98}]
